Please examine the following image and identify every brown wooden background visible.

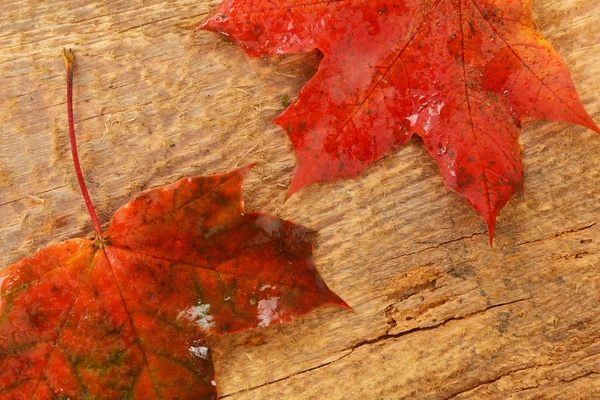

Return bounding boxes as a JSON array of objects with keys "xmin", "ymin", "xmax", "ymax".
[{"xmin": 1, "ymin": 0, "xmax": 599, "ymax": 398}]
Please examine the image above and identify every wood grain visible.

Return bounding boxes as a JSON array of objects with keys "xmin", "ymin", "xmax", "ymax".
[{"xmin": 1, "ymin": 0, "xmax": 599, "ymax": 398}]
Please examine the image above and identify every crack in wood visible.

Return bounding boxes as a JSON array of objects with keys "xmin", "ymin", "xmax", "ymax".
[
  {"xmin": 516, "ymin": 221, "xmax": 597, "ymax": 247},
  {"xmin": 446, "ymin": 369, "xmax": 600, "ymax": 399},
  {"xmin": 445, "ymin": 345, "xmax": 600, "ymax": 398},
  {"xmin": 372, "ymin": 231, "xmax": 488, "ymax": 267},
  {"xmin": 370, "ymin": 220, "xmax": 596, "ymax": 273},
  {"xmin": 444, "ymin": 364, "xmax": 540, "ymax": 399},
  {"xmin": 219, "ymin": 297, "xmax": 533, "ymax": 398},
  {"xmin": 0, "ymin": 185, "xmax": 68, "ymax": 209},
  {"xmin": 218, "ymin": 350, "xmax": 352, "ymax": 398},
  {"xmin": 351, "ymin": 297, "xmax": 533, "ymax": 352}
]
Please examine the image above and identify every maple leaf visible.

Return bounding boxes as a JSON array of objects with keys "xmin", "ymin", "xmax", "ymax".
[
  {"xmin": 0, "ymin": 50, "xmax": 347, "ymax": 399},
  {"xmin": 201, "ymin": 0, "xmax": 600, "ymax": 240}
]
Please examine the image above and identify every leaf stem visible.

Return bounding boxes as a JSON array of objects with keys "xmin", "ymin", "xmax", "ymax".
[{"xmin": 62, "ymin": 49, "xmax": 103, "ymax": 239}]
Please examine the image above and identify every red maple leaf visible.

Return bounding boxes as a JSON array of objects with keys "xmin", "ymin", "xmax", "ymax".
[
  {"xmin": 201, "ymin": 0, "xmax": 600, "ymax": 240},
  {"xmin": 0, "ymin": 50, "xmax": 347, "ymax": 399}
]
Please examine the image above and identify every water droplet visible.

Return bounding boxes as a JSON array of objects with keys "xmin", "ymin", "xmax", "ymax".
[
  {"xmin": 177, "ymin": 301, "xmax": 215, "ymax": 329},
  {"xmin": 257, "ymin": 296, "xmax": 281, "ymax": 327},
  {"xmin": 406, "ymin": 114, "xmax": 419, "ymax": 126},
  {"xmin": 189, "ymin": 346, "xmax": 210, "ymax": 359}
]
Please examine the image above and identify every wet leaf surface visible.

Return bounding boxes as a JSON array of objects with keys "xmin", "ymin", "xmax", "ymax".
[
  {"xmin": 0, "ymin": 166, "xmax": 347, "ymax": 399},
  {"xmin": 201, "ymin": 0, "xmax": 600, "ymax": 240}
]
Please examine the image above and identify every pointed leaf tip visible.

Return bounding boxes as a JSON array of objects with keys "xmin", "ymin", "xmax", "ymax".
[
  {"xmin": 336, "ymin": 297, "xmax": 353, "ymax": 311},
  {"xmin": 486, "ymin": 216, "xmax": 497, "ymax": 247},
  {"xmin": 589, "ymin": 120, "xmax": 600, "ymax": 135},
  {"xmin": 236, "ymin": 163, "xmax": 256, "ymax": 178},
  {"xmin": 195, "ymin": 16, "xmax": 217, "ymax": 32},
  {"xmin": 285, "ymin": 166, "xmax": 312, "ymax": 200}
]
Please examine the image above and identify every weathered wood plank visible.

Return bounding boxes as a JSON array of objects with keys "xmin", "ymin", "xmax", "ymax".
[{"xmin": 1, "ymin": 0, "xmax": 599, "ymax": 398}]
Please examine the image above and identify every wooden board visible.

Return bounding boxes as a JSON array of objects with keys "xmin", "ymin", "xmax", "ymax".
[{"xmin": 1, "ymin": 0, "xmax": 599, "ymax": 398}]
